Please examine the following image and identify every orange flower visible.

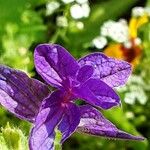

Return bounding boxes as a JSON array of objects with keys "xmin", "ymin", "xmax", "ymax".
[
  {"xmin": 104, "ymin": 39, "xmax": 142, "ymax": 68},
  {"xmin": 104, "ymin": 13, "xmax": 149, "ymax": 68}
]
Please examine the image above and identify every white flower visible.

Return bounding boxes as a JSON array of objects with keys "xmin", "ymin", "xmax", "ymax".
[
  {"xmin": 75, "ymin": 0, "xmax": 88, "ymax": 4},
  {"xmin": 61, "ymin": 0, "xmax": 75, "ymax": 4},
  {"xmin": 134, "ymin": 37, "xmax": 142, "ymax": 45},
  {"xmin": 101, "ymin": 20, "xmax": 114, "ymax": 36},
  {"xmin": 125, "ymin": 111, "xmax": 134, "ymax": 119},
  {"xmin": 132, "ymin": 7, "xmax": 145, "ymax": 17},
  {"xmin": 145, "ymin": 7, "xmax": 150, "ymax": 16},
  {"xmin": 132, "ymin": 7, "xmax": 150, "ymax": 17},
  {"xmin": 76, "ymin": 21, "xmax": 84, "ymax": 29},
  {"xmin": 127, "ymin": 75, "xmax": 145, "ymax": 85},
  {"xmin": 70, "ymin": 3, "xmax": 90, "ymax": 19},
  {"xmin": 56, "ymin": 16, "xmax": 68, "ymax": 27},
  {"xmin": 124, "ymin": 41, "xmax": 132, "ymax": 49},
  {"xmin": 46, "ymin": 1, "xmax": 60, "ymax": 16},
  {"xmin": 119, "ymin": 75, "xmax": 148, "ymax": 105},
  {"xmin": 101, "ymin": 20, "xmax": 129, "ymax": 43},
  {"xmin": 92, "ymin": 36, "xmax": 107, "ymax": 49},
  {"xmin": 124, "ymin": 37, "xmax": 142, "ymax": 49},
  {"xmin": 124, "ymin": 85, "xmax": 147, "ymax": 105},
  {"xmin": 70, "ymin": 4, "xmax": 83, "ymax": 19},
  {"xmin": 82, "ymin": 3, "xmax": 90, "ymax": 17}
]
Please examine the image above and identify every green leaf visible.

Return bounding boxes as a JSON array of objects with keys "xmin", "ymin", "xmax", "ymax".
[
  {"xmin": 54, "ymin": 129, "xmax": 62, "ymax": 150},
  {"xmin": 138, "ymin": 22, "xmax": 150, "ymax": 58},
  {"xmin": 0, "ymin": 123, "xmax": 29, "ymax": 150},
  {"xmin": 146, "ymin": 0, "xmax": 150, "ymax": 7},
  {"xmin": 66, "ymin": 0, "xmax": 138, "ymax": 51},
  {"xmin": 103, "ymin": 107, "xmax": 148, "ymax": 150},
  {"xmin": 0, "ymin": 0, "xmax": 46, "ymax": 75}
]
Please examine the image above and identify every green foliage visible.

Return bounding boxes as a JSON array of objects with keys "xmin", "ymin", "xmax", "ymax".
[
  {"xmin": 0, "ymin": 107, "xmax": 31, "ymax": 135},
  {"xmin": 0, "ymin": 0, "xmax": 46, "ymax": 75},
  {"xmin": 0, "ymin": 0, "xmax": 150, "ymax": 150},
  {"xmin": 66, "ymin": 0, "xmax": 138, "ymax": 51},
  {"xmin": 54, "ymin": 129, "xmax": 63, "ymax": 150},
  {"xmin": 0, "ymin": 123, "xmax": 28, "ymax": 150}
]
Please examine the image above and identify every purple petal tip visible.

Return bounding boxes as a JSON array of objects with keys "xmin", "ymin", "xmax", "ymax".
[{"xmin": 115, "ymin": 130, "xmax": 145, "ymax": 141}]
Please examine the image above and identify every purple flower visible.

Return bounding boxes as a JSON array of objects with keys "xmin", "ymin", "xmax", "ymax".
[{"xmin": 0, "ymin": 44, "xmax": 144, "ymax": 150}]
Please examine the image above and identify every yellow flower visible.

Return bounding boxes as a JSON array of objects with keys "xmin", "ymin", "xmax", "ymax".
[
  {"xmin": 104, "ymin": 9, "xmax": 149, "ymax": 68},
  {"xmin": 104, "ymin": 40, "xmax": 142, "ymax": 68},
  {"xmin": 129, "ymin": 15, "xmax": 149, "ymax": 38}
]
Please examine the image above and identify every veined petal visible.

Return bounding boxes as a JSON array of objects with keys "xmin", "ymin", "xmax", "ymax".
[
  {"xmin": 77, "ymin": 105, "xmax": 144, "ymax": 141},
  {"xmin": 0, "ymin": 65, "xmax": 49, "ymax": 122},
  {"xmin": 76, "ymin": 65, "xmax": 94, "ymax": 83},
  {"xmin": 29, "ymin": 91, "xmax": 64, "ymax": 150},
  {"xmin": 34, "ymin": 44, "xmax": 79, "ymax": 88},
  {"xmin": 58, "ymin": 103, "xmax": 80, "ymax": 143},
  {"xmin": 78, "ymin": 53, "xmax": 132, "ymax": 87},
  {"xmin": 73, "ymin": 78, "xmax": 120, "ymax": 109},
  {"xmin": 29, "ymin": 90, "xmax": 80, "ymax": 150}
]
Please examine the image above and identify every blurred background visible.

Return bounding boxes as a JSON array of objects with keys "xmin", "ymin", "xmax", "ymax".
[{"xmin": 0, "ymin": 0, "xmax": 150, "ymax": 149}]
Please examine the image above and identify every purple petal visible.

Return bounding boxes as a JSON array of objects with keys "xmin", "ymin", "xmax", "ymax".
[
  {"xmin": 29, "ymin": 91, "xmax": 65, "ymax": 150},
  {"xmin": 34, "ymin": 44, "xmax": 79, "ymax": 88},
  {"xmin": 58, "ymin": 103, "xmax": 80, "ymax": 143},
  {"xmin": 76, "ymin": 65, "xmax": 94, "ymax": 83},
  {"xmin": 73, "ymin": 78, "xmax": 120, "ymax": 109},
  {"xmin": 29, "ymin": 90, "xmax": 80, "ymax": 150},
  {"xmin": 78, "ymin": 53, "xmax": 132, "ymax": 87},
  {"xmin": 0, "ymin": 65, "xmax": 49, "ymax": 122},
  {"xmin": 77, "ymin": 105, "xmax": 144, "ymax": 141}
]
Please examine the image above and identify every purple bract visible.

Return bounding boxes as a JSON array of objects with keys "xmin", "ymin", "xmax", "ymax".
[{"xmin": 0, "ymin": 44, "xmax": 144, "ymax": 150}]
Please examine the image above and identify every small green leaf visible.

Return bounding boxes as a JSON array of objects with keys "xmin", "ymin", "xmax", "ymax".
[
  {"xmin": 0, "ymin": 123, "xmax": 29, "ymax": 150},
  {"xmin": 54, "ymin": 129, "xmax": 62, "ymax": 150}
]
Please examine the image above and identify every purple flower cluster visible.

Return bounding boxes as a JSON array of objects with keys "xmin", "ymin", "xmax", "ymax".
[{"xmin": 0, "ymin": 44, "xmax": 144, "ymax": 150}]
